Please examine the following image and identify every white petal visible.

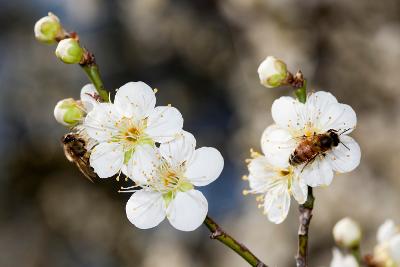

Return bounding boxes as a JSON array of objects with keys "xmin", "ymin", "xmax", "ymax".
[
  {"xmin": 290, "ymin": 175, "xmax": 308, "ymax": 204},
  {"xmin": 90, "ymin": 142, "xmax": 124, "ymax": 178},
  {"xmin": 159, "ymin": 131, "xmax": 196, "ymax": 167},
  {"xmin": 84, "ymin": 103, "xmax": 121, "ymax": 142},
  {"xmin": 305, "ymin": 91, "xmax": 338, "ymax": 130},
  {"xmin": 145, "ymin": 106, "xmax": 184, "ymax": 143},
  {"xmin": 127, "ymin": 144, "xmax": 159, "ymax": 185},
  {"xmin": 261, "ymin": 124, "xmax": 296, "ymax": 167},
  {"xmin": 166, "ymin": 190, "xmax": 208, "ymax": 231},
  {"xmin": 306, "ymin": 91, "xmax": 338, "ymax": 114},
  {"xmin": 80, "ymin": 84, "xmax": 99, "ymax": 112},
  {"xmin": 114, "ymin": 81, "xmax": 156, "ymax": 119},
  {"xmin": 185, "ymin": 147, "xmax": 224, "ymax": 186},
  {"xmin": 264, "ymin": 185, "xmax": 291, "ymax": 224},
  {"xmin": 377, "ymin": 220, "xmax": 398, "ymax": 244},
  {"xmin": 300, "ymin": 156, "xmax": 334, "ymax": 187},
  {"xmin": 327, "ymin": 135, "xmax": 361, "ymax": 173},
  {"xmin": 389, "ymin": 234, "xmax": 400, "ymax": 264},
  {"xmin": 317, "ymin": 103, "xmax": 357, "ymax": 134},
  {"xmin": 125, "ymin": 190, "xmax": 166, "ymax": 229},
  {"xmin": 271, "ymin": 96, "xmax": 307, "ymax": 131},
  {"xmin": 247, "ymin": 156, "xmax": 276, "ymax": 191}
]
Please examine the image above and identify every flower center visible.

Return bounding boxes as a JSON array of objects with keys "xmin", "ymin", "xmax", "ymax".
[
  {"xmin": 124, "ymin": 126, "xmax": 141, "ymax": 143},
  {"xmin": 148, "ymin": 160, "xmax": 193, "ymax": 205}
]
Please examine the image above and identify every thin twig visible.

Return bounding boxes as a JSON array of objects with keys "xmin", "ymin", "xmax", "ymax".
[
  {"xmin": 56, "ymin": 31, "xmax": 109, "ymax": 102},
  {"xmin": 204, "ymin": 216, "xmax": 268, "ymax": 267},
  {"xmin": 295, "ymin": 187, "xmax": 315, "ymax": 267}
]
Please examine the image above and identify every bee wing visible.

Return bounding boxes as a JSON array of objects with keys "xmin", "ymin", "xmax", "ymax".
[
  {"xmin": 74, "ymin": 156, "xmax": 96, "ymax": 183},
  {"xmin": 62, "ymin": 133, "xmax": 97, "ymax": 183}
]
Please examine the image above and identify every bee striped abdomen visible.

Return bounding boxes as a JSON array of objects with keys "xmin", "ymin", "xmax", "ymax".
[{"xmin": 289, "ymin": 145, "xmax": 316, "ymax": 165}]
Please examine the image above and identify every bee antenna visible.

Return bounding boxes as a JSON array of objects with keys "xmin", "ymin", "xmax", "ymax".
[
  {"xmin": 340, "ymin": 128, "xmax": 352, "ymax": 135},
  {"xmin": 340, "ymin": 141, "xmax": 351, "ymax": 150}
]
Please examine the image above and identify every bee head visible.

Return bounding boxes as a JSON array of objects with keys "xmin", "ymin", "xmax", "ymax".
[
  {"xmin": 327, "ymin": 129, "xmax": 340, "ymax": 147},
  {"xmin": 62, "ymin": 133, "xmax": 77, "ymax": 144}
]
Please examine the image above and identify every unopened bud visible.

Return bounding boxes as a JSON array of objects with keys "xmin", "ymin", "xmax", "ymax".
[
  {"xmin": 257, "ymin": 56, "xmax": 288, "ymax": 88},
  {"xmin": 55, "ymin": 38, "xmax": 84, "ymax": 64},
  {"xmin": 54, "ymin": 98, "xmax": 84, "ymax": 126},
  {"xmin": 333, "ymin": 217, "xmax": 362, "ymax": 248},
  {"xmin": 34, "ymin": 13, "xmax": 62, "ymax": 44}
]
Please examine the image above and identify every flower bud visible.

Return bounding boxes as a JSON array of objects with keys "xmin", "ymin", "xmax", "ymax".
[
  {"xmin": 333, "ymin": 217, "xmax": 362, "ymax": 248},
  {"xmin": 54, "ymin": 98, "xmax": 84, "ymax": 126},
  {"xmin": 55, "ymin": 38, "xmax": 84, "ymax": 64},
  {"xmin": 34, "ymin": 13, "xmax": 62, "ymax": 44},
  {"xmin": 257, "ymin": 56, "xmax": 288, "ymax": 88}
]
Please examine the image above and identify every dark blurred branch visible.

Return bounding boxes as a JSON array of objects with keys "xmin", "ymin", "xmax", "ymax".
[
  {"xmin": 295, "ymin": 188, "xmax": 314, "ymax": 267},
  {"xmin": 204, "ymin": 216, "xmax": 268, "ymax": 267}
]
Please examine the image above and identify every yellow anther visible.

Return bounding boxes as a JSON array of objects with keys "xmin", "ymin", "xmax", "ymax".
[
  {"xmin": 256, "ymin": 195, "xmax": 264, "ymax": 202},
  {"xmin": 153, "ymin": 88, "xmax": 158, "ymax": 93},
  {"xmin": 242, "ymin": 190, "xmax": 250, "ymax": 196},
  {"xmin": 242, "ymin": 175, "xmax": 248, "ymax": 181}
]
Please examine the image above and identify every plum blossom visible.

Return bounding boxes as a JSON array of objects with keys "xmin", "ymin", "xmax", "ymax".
[
  {"xmin": 124, "ymin": 131, "xmax": 224, "ymax": 231},
  {"xmin": 244, "ymin": 150, "xmax": 307, "ymax": 224},
  {"xmin": 83, "ymin": 81, "xmax": 183, "ymax": 179},
  {"xmin": 374, "ymin": 220, "xmax": 400, "ymax": 267},
  {"xmin": 261, "ymin": 91, "xmax": 361, "ymax": 187}
]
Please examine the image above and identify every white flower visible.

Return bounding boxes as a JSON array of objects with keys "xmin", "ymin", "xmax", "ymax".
[
  {"xmin": 125, "ymin": 131, "xmax": 224, "ymax": 231},
  {"xmin": 374, "ymin": 220, "xmax": 400, "ymax": 266},
  {"xmin": 244, "ymin": 150, "xmax": 307, "ymax": 224},
  {"xmin": 261, "ymin": 91, "xmax": 361, "ymax": 187},
  {"xmin": 54, "ymin": 84, "xmax": 99, "ymax": 126},
  {"xmin": 55, "ymin": 38, "xmax": 84, "ymax": 64},
  {"xmin": 84, "ymin": 81, "xmax": 183, "ymax": 179},
  {"xmin": 333, "ymin": 217, "xmax": 362, "ymax": 248},
  {"xmin": 330, "ymin": 249, "xmax": 359, "ymax": 267},
  {"xmin": 257, "ymin": 56, "xmax": 288, "ymax": 88}
]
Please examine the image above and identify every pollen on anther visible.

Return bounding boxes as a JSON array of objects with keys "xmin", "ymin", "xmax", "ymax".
[
  {"xmin": 242, "ymin": 190, "xmax": 249, "ymax": 196},
  {"xmin": 242, "ymin": 175, "xmax": 248, "ymax": 181}
]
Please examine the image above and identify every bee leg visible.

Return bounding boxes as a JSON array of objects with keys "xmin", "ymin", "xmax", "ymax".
[{"xmin": 300, "ymin": 154, "xmax": 319, "ymax": 173}]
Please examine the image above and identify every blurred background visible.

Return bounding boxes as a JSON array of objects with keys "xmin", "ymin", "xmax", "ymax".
[{"xmin": 1, "ymin": 0, "xmax": 400, "ymax": 266}]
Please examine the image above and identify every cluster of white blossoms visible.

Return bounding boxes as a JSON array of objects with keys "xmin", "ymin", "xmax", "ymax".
[
  {"xmin": 329, "ymin": 218, "xmax": 400, "ymax": 267},
  {"xmin": 245, "ymin": 56, "xmax": 361, "ymax": 224},
  {"xmin": 374, "ymin": 220, "xmax": 400, "ymax": 267},
  {"xmin": 55, "ymin": 81, "xmax": 224, "ymax": 231}
]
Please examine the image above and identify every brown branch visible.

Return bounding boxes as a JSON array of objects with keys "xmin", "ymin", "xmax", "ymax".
[
  {"xmin": 295, "ymin": 187, "xmax": 315, "ymax": 267},
  {"xmin": 204, "ymin": 216, "xmax": 268, "ymax": 267}
]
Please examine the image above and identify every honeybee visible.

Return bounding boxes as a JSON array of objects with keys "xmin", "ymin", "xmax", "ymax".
[
  {"xmin": 62, "ymin": 132, "xmax": 96, "ymax": 182},
  {"xmin": 289, "ymin": 129, "xmax": 349, "ymax": 167}
]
